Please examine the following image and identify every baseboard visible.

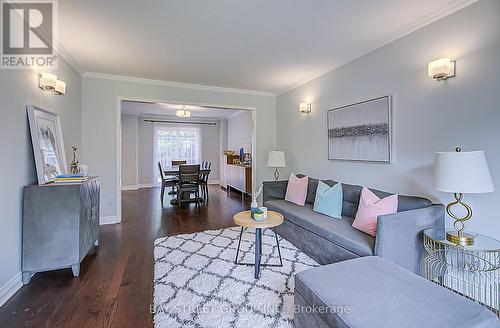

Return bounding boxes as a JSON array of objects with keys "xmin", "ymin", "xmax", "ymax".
[
  {"xmin": 100, "ymin": 216, "xmax": 121, "ymax": 225},
  {"xmin": 208, "ymin": 180, "xmax": 220, "ymax": 185},
  {"xmin": 121, "ymin": 185, "xmax": 138, "ymax": 191},
  {"xmin": 138, "ymin": 183, "xmax": 155, "ymax": 189},
  {"xmin": 0, "ymin": 272, "xmax": 22, "ymax": 308}
]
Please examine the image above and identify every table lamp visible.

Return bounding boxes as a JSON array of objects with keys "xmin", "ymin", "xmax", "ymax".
[
  {"xmin": 433, "ymin": 147, "xmax": 494, "ymax": 245},
  {"xmin": 267, "ymin": 150, "xmax": 286, "ymax": 181}
]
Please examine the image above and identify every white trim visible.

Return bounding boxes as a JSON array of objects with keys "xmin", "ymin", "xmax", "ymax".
[
  {"xmin": 121, "ymin": 97, "xmax": 257, "ymax": 112},
  {"xmin": 138, "ymin": 183, "xmax": 155, "ymax": 189},
  {"xmin": 208, "ymin": 180, "xmax": 221, "ymax": 185},
  {"xmin": 100, "ymin": 216, "xmax": 121, "ymax": 225},
  {"xmin": 227, "ymin": 110, "xmax": 246, "ymax": 120},
  {"xmin": 0, "ymin": 272, "xmax": 22, "ymax": 308},
  {"xmin": 277, "ymin": 0, "xmax": 478, "ymax": 95},
  {"xmin": 121, "ymin": 185, "xmax": 139, "ymax": 191},
  {"xmin": 55, "ymin": 42, "xmax": 83, "ymax": 75},
  {"xmin": 117, "ymin": 96, "xmax": 257, "ymax": 223},
  {"xmin": 84, "ymin": 72, "xmax": 275, "ymax": 97},
  {"xmin": 116, "ymin": 98, "xmax": 123, "ymax": 225}
]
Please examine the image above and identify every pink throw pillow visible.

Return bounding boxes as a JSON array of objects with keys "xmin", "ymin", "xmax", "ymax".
[
  {"xmin": 285, "ymin": 173, "xmax": 308, "ymax": 206},
  {"xmin": 352, "ymin": 187, "xmax": 398, "ymax": 237}
]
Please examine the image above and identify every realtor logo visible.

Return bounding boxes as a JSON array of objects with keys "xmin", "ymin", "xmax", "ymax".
[{"xmin": 1, "ymin": 0, "xmax": 58, "ymax": 68}]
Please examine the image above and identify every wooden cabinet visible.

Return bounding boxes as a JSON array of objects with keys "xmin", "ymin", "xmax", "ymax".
[
  {"xmin": 227, "ymin": 164, "xmax": 252, "ymax": 195},
  {"xmin": 22, "ymin": 177, "xmax": 100, "ymax": 284}
]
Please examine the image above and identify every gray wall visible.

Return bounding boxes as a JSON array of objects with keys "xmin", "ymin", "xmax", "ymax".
[
  {"xmin": 228, "ymin": 111, "xmax": 253, "ymax": 152},
  {"xmin": 82, "ymin": 75, "xmax": 276, "ymax": 220},
  {"xmin": 121, "ymin": 114, "xmax": 138, "ymax": 187},
  {"xmin": 276, "ymin": 0, "xmax": 500, "ymax": 239},
  {"xmin": 0, "ymin": 58, "xmax": 82, "ymax": 299}
]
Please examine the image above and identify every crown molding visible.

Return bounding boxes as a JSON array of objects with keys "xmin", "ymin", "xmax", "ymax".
[
  {"xmin": 83, "ymin": 72, "xmax": 275, "ymax": 97},
  {"xmin": 276, "ymin": 0, "xmax": 478, "ymax": 96},
  {"xmin": 55, "ymin": 41, "xmax": 83, "ymax": 75}
]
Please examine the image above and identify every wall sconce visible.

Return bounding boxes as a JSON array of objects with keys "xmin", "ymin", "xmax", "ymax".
[
  {"xmin": 428, "ymin": 58, "xmax": 455, "ymax": 81},
  {"xmin": 39, "ymin": 73, "xmax": 57, "ymax": 91},
  {"xmin": 299, "ymin": 103, "xmax": 311, "ymax": 113},
  {"xmin": 39, "ymin": 73, "xmax": 67, "ymax": 95},
  {"xmin": 55, "ymin": 80, "xmax": 66, "ymax": 95}
]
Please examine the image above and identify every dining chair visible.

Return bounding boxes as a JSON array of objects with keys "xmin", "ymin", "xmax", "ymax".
[
  {"xmin": 171, "ymin": 160, "xmax": 187, "ymax": 166},
  {"xmin": 177, "ymin": 164, "xmax": 201, "ymax": 206},
  {"xmin": 158, "ymin": 162, "xmax": 179, "ymax": 204},
  {"xmin": 199, "ymin": 161, "xmax": 212, "ymax": 201}
]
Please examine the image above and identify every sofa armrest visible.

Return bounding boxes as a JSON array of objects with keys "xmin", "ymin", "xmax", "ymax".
[
  {"xmin": 263, "ymin": 180, "xmax": 288, "ymax": 203},
  {"xmin": 374, "ymin": 204, "xmax": 445, "ymax": 275}
]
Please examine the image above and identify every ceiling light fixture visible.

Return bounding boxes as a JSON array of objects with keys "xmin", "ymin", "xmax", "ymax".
[{"xmin": 176, "ymin": 106, "xmax": 191, "ymax": 118}]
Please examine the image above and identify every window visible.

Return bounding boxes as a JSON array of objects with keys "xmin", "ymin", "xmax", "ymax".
[{"xmin": 153, "ymin": 124, "xmax": 201, "ymax": 185}]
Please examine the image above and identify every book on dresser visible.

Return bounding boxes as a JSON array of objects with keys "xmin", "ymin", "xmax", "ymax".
[{"xmin": 22, "ymin": 176, "xmax": 100, "ymax": 284}]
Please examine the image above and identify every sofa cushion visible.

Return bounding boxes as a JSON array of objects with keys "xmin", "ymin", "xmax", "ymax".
[
  {"xmin": 295, "ymin": 256, "xmax": 500, "ymax": 328},
  {"xmin": 352, "ymin": 187, "xmax": 398, "ymax": 236},
  {"xmin": 265, "ymin": 199, "xmax": 374, "ymax": 256},
  {"xmin": 313, "ymin": 181, "xmax": 343, "ymax": 219},
  {"xmin": 303, "ymin": 177, "xmax": 337, "ymax": 205},
  {"xmin": 285, "ymin": 173, "xmax": 308, "ymax": 206},
  {"xmin": 296, "ymin": 174, "xmax": 433, "ymax": 216}
]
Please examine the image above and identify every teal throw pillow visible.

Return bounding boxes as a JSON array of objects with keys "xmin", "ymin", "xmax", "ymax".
[{"xmin": 313, "ymin": 181, "xmax": 343, "ymax": 219}]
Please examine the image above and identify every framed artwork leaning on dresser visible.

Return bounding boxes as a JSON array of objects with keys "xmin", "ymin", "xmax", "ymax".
[{"xmin": 27, "ymin": 105, "xmax": 68, "ymax": 184}]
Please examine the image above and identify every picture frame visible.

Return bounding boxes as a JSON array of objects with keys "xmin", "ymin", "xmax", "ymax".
[
  {"xmin": 27, "ymin": 105, "xmax": 68, "ymax": 184},
  {"xmin": 327, "ymin": 95, "xmax": 392, "ymax": 163}
]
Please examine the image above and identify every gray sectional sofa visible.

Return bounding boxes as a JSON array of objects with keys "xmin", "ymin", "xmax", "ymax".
[
  {"xmin": 294, "ymin": 256, "xmax": 500, "ymax": 328},
  {"xmin": 263, "ymin": 175, "xmax": 445, "ymax": 275}
]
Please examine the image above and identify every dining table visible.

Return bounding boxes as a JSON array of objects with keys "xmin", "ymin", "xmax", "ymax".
[
  {"xmin": 163, "ymin": 165, "xmax": 211, "ymax": 176},
  {"xmin": 164, "ymin": 165, "xmax": 211, "ymax": 205}
]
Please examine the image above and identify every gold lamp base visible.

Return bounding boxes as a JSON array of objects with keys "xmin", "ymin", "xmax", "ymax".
[
  {"xmin": 445, "ymin": 188, "xmax": 475, "ymax": 246},
  {"xmin": 446, "ymin": 230, "xmax": 475, "ymax": 246}
]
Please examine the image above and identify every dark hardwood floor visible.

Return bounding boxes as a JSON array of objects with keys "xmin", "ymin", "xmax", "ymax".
[{"xmin": 0, "ymin": 186, "xmax": 249, "ymax": 327}]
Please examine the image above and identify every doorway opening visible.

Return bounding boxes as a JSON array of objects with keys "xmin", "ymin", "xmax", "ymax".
[{"xmin": 118, "ymin": 99, "xmax": 256, "ymax": 211}]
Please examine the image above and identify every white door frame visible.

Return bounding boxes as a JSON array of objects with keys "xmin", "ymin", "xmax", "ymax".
[{"xmin": 116, "ymin": 97, "xmax": 257, "ymax": 223}]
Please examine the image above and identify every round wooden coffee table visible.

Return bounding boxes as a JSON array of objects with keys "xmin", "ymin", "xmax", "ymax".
[{"xmin": 233, "ymin": 210, "xmax": 284, "ymax": 279}]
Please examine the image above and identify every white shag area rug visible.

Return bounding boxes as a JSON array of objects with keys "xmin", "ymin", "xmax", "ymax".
[{"xmin": 153, "ymin": 227, "xmax": 319, "ymax": 328}]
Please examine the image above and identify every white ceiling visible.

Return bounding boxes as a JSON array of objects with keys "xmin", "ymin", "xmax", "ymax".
[
  {"xmin": 121, "ymin": 101, "xmax": 242, "ymax": 119},
  {"xmin": 59, "ymin": 0, "xmax": 475, "ymax": 94}
]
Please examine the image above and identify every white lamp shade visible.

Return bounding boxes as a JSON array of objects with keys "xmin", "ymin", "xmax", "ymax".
[
  {"xmin": 267, "ymin": 151, "xmax": 286, "ymax": 168},
  {"xmin": 433, "ymin": 150, "xmax": 494, "ymax": 193}
]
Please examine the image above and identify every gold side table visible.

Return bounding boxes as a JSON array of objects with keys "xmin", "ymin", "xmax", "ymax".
[{"xmin": 423, "ymin": 228, "xmax": 500, "ymax": 316}]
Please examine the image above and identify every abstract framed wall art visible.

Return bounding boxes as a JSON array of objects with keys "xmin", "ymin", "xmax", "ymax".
[
  {"xmin": 27, "ymin": 105, "xmax": 68, "ymax": 184},
  {"xmin": 327, "ymin": 96, "xmax": 392, "ymax": 163}
]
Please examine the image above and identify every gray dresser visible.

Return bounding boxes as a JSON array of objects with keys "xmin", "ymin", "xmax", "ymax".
[{"xmin": 22, "ymin": 177, "xmax": 100, "ymax": 284}]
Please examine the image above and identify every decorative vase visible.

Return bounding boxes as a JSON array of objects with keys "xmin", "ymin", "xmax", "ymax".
[
  {"xmin": 250, "ymin": 199, "xmax": 259, "ymax": 219},
  {"xmin": 69, "ymin": 147, "xmax": 80, "ymax": 175}
]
